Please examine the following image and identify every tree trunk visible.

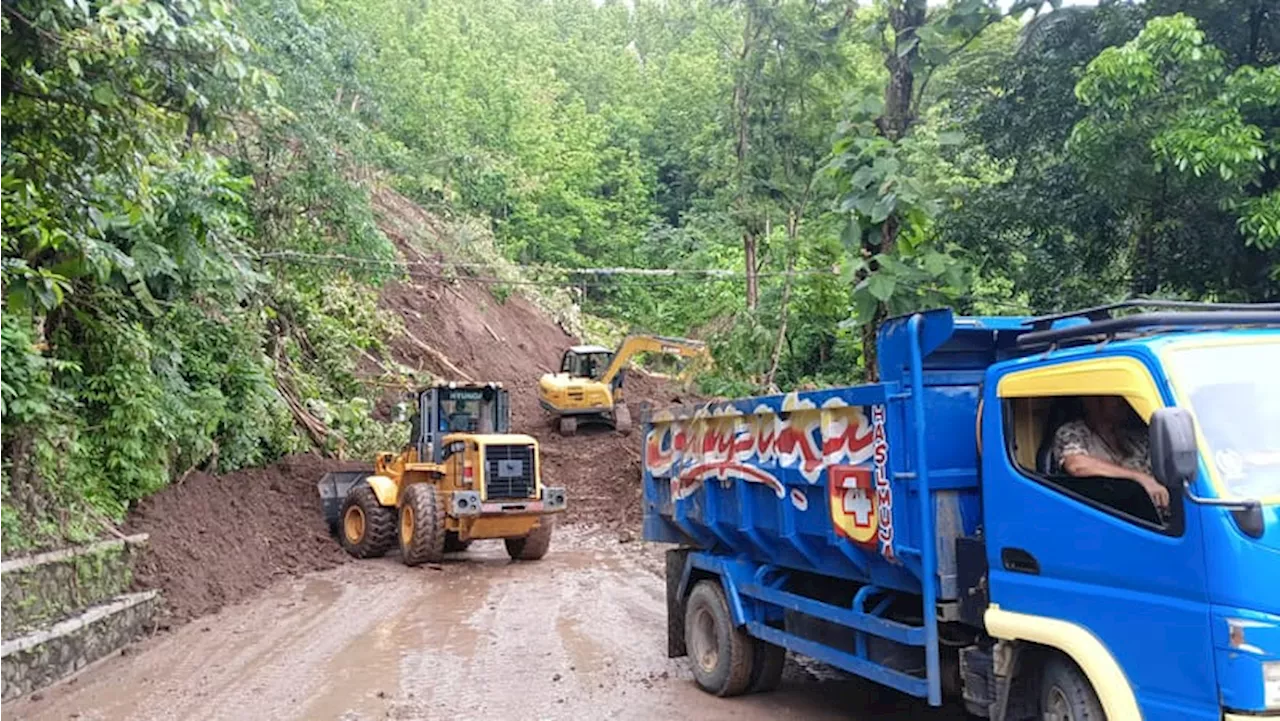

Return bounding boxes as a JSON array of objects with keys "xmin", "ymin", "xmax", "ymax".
[
  {"xmin": 1133, "ymin": 229, "xmax": 1158, "ymax": 296},
  {"xmin": 764, "ymin": 212, "xmax": 800, "ymax": 389},
  {"xmin": 734, "ymin": 10, "xmax": 759, "ymax": 310},
  {"xmin": 861, "ymin": 0, "xmax": 926, "ymax": 381}
]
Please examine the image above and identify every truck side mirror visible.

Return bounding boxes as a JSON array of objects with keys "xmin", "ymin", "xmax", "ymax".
[{"xmin": 1149, "ymin": 407, "xmax": 1198, "ymax": 491}]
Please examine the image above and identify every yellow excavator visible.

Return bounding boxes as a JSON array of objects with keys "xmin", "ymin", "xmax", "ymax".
[{"xmin": 538, "ymin": 334, "xmax": 710, "ymax": 435}]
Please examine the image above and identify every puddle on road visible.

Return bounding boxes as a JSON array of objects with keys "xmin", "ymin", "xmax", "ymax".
[
  {"xmin": 555, "ymin": 614, "xmax": 607, "ymax": 675},
  {"xmin": 298, "ymin": 556, "xmax": 495, "ymax": 720}
]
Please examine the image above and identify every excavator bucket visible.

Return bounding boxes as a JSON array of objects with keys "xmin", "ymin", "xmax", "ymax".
[{"xmin": 317, "ymin": 471, "xmax": 370, "ymax": 535}]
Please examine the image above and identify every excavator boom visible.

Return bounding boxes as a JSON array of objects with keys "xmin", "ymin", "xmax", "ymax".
[
  {"xmin": 539, "ymin": 333, "xmax": 711, "ymax": 435},
  {"xmin": 599, "ymin": 334, "xmax": 710, "ymax": 385}
]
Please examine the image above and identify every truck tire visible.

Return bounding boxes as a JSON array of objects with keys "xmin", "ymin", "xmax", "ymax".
[
  {"xmin": 339, "ymin": 483, "xmax": 397, "ymax": 558},
  {"xmin": 1040, "ymin": 655, "xmax": 1105, "ymax": 721},
  {"xmin": 748, "ymin": 639, "xmax": 785, "ymax": 693},
  {"xmin": 444, "ymin": 531, "xmax": 471, "ymax": 553},
  {"xmin": 399, "ymin": 484, "xmax": 446, "ymax": 566},
  {"xmin": 613, "ymin": 403, "xmax": 632, "ymax": 435},
  {"xmin": 558, "ymin": 416, "xmax": 577, "ymax": 436},
  {"xmin": 505, "ymin": 517, "xmax": 554, "ymax": 560},
  {"xmin": 684, "ymin": 580, "xmax": 754, "ymax": 697}
]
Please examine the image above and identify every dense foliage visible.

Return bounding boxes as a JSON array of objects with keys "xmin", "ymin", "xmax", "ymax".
[{"xmin": 3, "ymin": 0, "xmax": 1277, "ymax": 548}]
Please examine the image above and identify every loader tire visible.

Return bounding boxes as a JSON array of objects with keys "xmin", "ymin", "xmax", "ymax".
[
  {"xmin": 444, "ymin": 531, "xmax": 471, "ymax": 553},
  {"xmin": 339, "ymin": 484, "xmax": 396, "ymax": 558},
  {"xmin": 399, "ymin": 484, "xmax": 446, "ymax": 566},
  {"xmin": 685, "ymin": 580, "xmax": 753, "ymax": 697},
  {"xmin": 747, "ymin": 639, "xmax": 786, "ymax": 693},
  {"xmin": 558, "ymin": 416, "xmax": 577, "ymax": 436},
  {"xmin": 505, "ymin": 517, "xmax": 554, "ymax": 560},
  {"xmin": 613, "ymin": 403, "xmax": 633, "ymax": 435}
]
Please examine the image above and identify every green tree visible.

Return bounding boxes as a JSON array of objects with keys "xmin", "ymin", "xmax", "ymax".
[{"xmin": 1073, "ymin": 13, "xmax": 1280, "ymax": 263}]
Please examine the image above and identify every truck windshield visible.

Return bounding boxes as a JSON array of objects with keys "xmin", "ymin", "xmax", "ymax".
[{"xmin": 1167, "ymin": 340, "xmax": 1280, "ymax": 499}]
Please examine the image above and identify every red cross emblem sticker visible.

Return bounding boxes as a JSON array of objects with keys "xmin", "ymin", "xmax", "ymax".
[{"xmin": 829, "ymin": 465, "xmax": 877, "ymax": 546}]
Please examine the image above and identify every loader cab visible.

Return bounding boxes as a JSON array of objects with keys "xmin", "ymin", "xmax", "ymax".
[
  {"xmin": 408, "ymin": 383, "xmax": 510, "ymax": 462},
  {"xmin": 560, "ymin": 345, "xmax": 613, "ymax": 380}
]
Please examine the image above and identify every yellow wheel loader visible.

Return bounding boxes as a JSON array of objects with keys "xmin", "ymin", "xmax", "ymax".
[
  {"xmin": 318, "ymin": 382, "xmax": 566, "ymax": 564},
  {"xmin": 537, "ymin": 334, "xmax": 710, "ymax": 436}
]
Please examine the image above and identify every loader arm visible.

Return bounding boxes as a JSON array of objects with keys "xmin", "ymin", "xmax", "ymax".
[{"xmin": 599, "ymin": 335, "xmax": 711, "ymax": 386}]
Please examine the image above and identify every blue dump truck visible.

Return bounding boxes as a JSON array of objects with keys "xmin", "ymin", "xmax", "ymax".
[{"xmin": 642, "ymin": 302, "xmax": 1280, "ymax": 721}]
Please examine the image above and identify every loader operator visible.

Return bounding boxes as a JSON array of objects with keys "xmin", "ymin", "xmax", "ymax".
[
  {"xmin": 1052, "ymin": 395, "xmax": 1170, "ymax": 510},
  {"xmin": 445, "ymin": 399, "xmax": 476, "ymax": 433}
]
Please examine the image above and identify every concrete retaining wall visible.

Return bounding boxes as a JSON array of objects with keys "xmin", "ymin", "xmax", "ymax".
[
  {"xmin": 1, "ymin": 534, "xmax": 148, "ymax": 638},
  {"xmin": 1, "ymin": 591, "xmax": 159, "ymax": 700}
]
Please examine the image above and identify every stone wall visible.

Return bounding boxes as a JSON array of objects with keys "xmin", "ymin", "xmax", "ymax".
[
  {"xmin": 1, "ymin": 592, "xmax": 159, "ymax": 701},
  {"xmin": 1, "ymin": 535, "xmax": 146, "ymax": 637}
]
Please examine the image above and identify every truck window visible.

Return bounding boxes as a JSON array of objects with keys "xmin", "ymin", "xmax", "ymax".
[{"xmin": 1005, "ymin": 394, "xmax": 1173, "ymax": 531}]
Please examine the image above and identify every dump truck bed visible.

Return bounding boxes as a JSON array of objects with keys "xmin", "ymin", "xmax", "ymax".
[{"xmin": 642, "ymin": 310, "xmax": 1025, "ymax": 600}]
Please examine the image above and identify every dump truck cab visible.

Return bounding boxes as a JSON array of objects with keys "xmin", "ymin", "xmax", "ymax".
[
  {"xmin": 319, "ymin": 382, "xmax": 566, "ymax": 565},
  {"xmin": 981, "ymin": 319, "xmax": 1280, "ymax": 720},
  {"xmin": 643, "ymin": 302, "xmax": 1279, "ymax": 720}
]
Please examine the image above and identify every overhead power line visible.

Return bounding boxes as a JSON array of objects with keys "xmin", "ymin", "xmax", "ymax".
[
  {"xmin": 250, "ymin": 249, "xmax": 841, "ymax": 279},
  {"xmin": 247, "ymin": 248, "xmax": 1034, "ymax": 312}
]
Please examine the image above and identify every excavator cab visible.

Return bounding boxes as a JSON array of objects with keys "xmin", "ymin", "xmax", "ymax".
[{"xmin": 560, "ymin": 345, "xmax": 613, "ymax": 381}]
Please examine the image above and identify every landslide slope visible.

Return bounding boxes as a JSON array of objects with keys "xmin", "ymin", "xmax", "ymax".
[{"xmin": 126, "ymin": 187, "xmax": 692, "ymax": 625}]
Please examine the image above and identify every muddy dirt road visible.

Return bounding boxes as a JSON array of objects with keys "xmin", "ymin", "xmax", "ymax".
[{"xmin": 11, "ymin": 528, "xmax": 968, "ymax": 721}]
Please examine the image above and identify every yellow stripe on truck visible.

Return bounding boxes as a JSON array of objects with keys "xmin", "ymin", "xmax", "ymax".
[{"xmin": 985, "ymin": 604, "xmax": 1143, "ymax": 721}]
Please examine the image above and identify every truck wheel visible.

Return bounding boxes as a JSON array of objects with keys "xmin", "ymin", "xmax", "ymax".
[
  {"xmin": 684, "ymin": 580, "xmax": 753, "ymax": 697},
  {"xmin": 613, "ymin": 403, "xmax": 632, "ymax": 435},
  {"xmin": 505, "ymin": 517, "xmax": 555, "ymax": 560},
  {"xmin": 339, "ymin": 484, "xmax": 396, "ymax": 558},
  {"xmin": 748, "ymin": 639, "xmax": 785, "ymax": 693},
  {"xmin": 1040, "ymin": 656, "xmax": 1104, "ymax": 721},
  {"xmin": 444, "ymin": 531, "xmax": 471, "ymax": 553},
  {"xmin": 399, "ymin": 484, "xmax": 446, "ymax": 566},
  {"xmin": 558, "ymin": 416, "xmax": 577, "ymax": 436}
]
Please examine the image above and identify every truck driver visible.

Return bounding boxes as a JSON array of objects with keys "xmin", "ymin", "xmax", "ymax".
[{"xmin": 1052, "ymin": 395, "xmax": 1170, "ymax": 510}]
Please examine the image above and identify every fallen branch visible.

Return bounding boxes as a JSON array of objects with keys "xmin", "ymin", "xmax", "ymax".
[
  {"xmin": 482, "ymin": 320, "xmax": 502, "ymax": 341},
  {"xmin": 445, "ymin": 284, "xmax": 469, "ymax": 304},
  {"xmin": 277, "ymin": 382, "xmax": 331, "ymax": 450},
  {"xmin": 86, "ymin": 507, "xmax": 129, "ymax": 541},
  {"xmin": 272, "ymin": 346, "xmax": 338, "ymax": 452},
  {"xmin": 400, "ymin": 329, "xmax": 474, "ymax": 381},
  {"xmin": 399, "ymin": 240, "xmax": 435, "ymax": 265}
]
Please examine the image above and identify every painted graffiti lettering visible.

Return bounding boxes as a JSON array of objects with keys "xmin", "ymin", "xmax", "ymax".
[
  {"xmin": 645, "ymin": 396, "xmax": 875, "ymax": 486},
  {"xmin": 871, "ymin": 405, "xmax": 895, "ymax": 562}
]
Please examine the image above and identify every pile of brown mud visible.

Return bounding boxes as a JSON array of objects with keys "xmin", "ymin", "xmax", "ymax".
[{"xmin": 125, "ymin": 454, "xmax": 364, "ymax": 625}]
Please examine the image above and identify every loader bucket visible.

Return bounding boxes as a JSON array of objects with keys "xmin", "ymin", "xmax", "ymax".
[{"xmin": 317, "ymin": 471, "xmax": 370, "ymax": 536}]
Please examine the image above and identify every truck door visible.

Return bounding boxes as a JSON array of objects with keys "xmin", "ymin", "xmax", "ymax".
[{"xmin": 982, "ymin": 355, "xmax": 1216, "ymax": 721}]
